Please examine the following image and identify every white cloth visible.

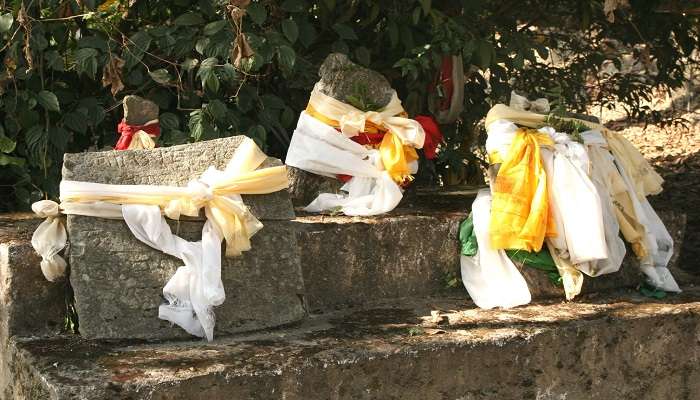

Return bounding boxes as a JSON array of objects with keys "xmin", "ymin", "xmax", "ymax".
[
  {"xmin": 581, "ymin": 130, "xmax": 627, "ymax": 276},
  {"xmin": 30, "ymin": 137, "xmax": 286, "ymax": 340},
  {"xmin": 542, "ymin": 127, "xmax": 609, "ymax": 273},
  {"xmin": 286, "ymin": 111, "xmax": 405, "ymax": 216},
  {"xmin": 460, "ymin": 190, "xmax": 532, "ymax": 309},
  {"xmin": 31, "ymin": 200, "xmax": 68, "ymax": 281}
]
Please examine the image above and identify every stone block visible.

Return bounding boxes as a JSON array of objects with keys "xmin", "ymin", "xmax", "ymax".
[
  {"xmin": 293, "ymin": 206, "xmax": 689, "ymax": 312},
  {"xmin": 62, "ymin": 136, "xmax": 295, "ymax": 220},
  {"xmin": 62, "ymin": 136, "xmax": 304, "ymax": 339},
  {"xmin": 0, "ymin": 214, "xmax": 66, "ymax": 400},
  {"xmin": 68, "ymin": 216, "xmax": 304, "ymax": 339}
]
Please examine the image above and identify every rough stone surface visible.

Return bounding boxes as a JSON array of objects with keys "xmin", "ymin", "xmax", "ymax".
[
  {"xmin": 0, "ymin": 214, "xmax": 66, "ymax": 400},
  {"xmin": 294, "ymin": 210, "xmax": 467, "ymax": 312},
  {"xmin": 63, "ymin": 136, "xmax": 295, "ymax": 220},
  {"xmin": 8, "ymin": 289, "xmax": 700, "ymax": 399},
  {"xmin": 68, "ymin": 216, "xmax": 305, "ymax": 340},
  {"xmin": 123, "ymin": 95, "xmax": 159, "ymax": 125},
  {"xmin": 286, "ymin": 166, "xmax": 342, "ymax": 207},
  {"xmin": 317, "ymin": 53, "xmax": 394, "ymax": 109},
  {"xmin": 293, "ymin": 206, "xmax": 688, "ymax": 312},
  {"xmin": 62, "ymin": 136, "xmax": 302, "ymax": 339}
]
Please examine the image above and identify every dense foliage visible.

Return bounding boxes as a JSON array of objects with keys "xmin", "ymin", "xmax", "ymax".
[{"xmin": 0, "ymin": 0, "xmax": 697, "ymax": 210}]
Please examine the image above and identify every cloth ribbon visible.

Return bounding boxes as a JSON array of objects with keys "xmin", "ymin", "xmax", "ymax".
[
  {"xmin": 31, "ymin": 200, "xmax": 67, "ymax": 282},
  {"xmin": 115, "ymin": 119, "xmax": 161, "ymax": 150},
  {"xmin": 305, "ymin": 84, "xmax": 425, "ymax": 184},
  {"xmin": 31, "ymin": 138, "xmax": 289, "ymax": 340},
  {"xmin": 414, "ymin": 115, "xmax": 444, "ymax": 160},
  {"xmin": 509, "ymin": 91, "xmax": 550, "ymax": 114},
  {"xmin": 488, "ymin": 123, "xmax": 556, "ymax": 252}
]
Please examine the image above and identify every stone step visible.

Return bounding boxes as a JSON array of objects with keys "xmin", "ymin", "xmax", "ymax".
[
  {"xmin": 6, "ymin": 288, "xmax": 700, "ymax": 399},
  {"xmin": 0, "ymin": 206, "xmax": 690, "ymax": 342}
]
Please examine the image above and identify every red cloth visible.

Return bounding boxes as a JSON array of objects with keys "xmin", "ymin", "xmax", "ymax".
[
  {"xmin": 115, "ymin": 119, "xmax": 161, "ymax": 150},
  {"xmin": 414, "ymin": 115, "xmax": 443, "ymax": 159}
]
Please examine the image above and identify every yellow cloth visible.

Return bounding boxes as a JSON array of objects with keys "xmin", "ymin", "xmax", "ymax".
[
  {"xmin": 305, "ymin": 86, "xmax": 424, "ymax": 184},
  {"xmin": 59, "ymin": 138, "xmax": 288, "ymax": 257},
  {"xmin": 489, "ymin": 128, "xmax": 556, "ymax": 252},
  {"xmin": 127, "ymin": 130, "xmax": 157, "ymax": 150},
  {"xmin": 485, "ymin": 104, "xmax": 664, "ymax": 258}
]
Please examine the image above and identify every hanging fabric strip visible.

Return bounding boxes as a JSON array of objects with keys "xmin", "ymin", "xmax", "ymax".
[
  {"xmin": 460, "ymin": 190, "xmax": 532, "ymax": 309},
  {"xmin": 115, "ymin": 119, "xmax": 161, "ymax": 150},
  {"xmin": 286, "ymin": 83, "xmax": 425, "ymax": 216},
  {"xmin": 30, "ymin": 138, "xmax": 289, "ymax": 340}
]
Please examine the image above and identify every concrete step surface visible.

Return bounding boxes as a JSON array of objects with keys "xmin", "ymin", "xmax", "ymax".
[{"xmin": 6, "ymin": 287, "xmax": 700, "ymax": 399}]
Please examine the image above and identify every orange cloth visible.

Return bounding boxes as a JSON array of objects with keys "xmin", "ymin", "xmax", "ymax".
[
  {"xmin": 305, "ymin": 104, "xmax": 418, "ymax": 184},
  {"xmin": 489, "ymin": 128, "xmax": 556, "ymax": 252}
]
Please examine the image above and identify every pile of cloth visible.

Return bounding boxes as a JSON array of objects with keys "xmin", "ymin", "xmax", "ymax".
[
  {"xmin": 459, "ymin": 94, "xmax": 680, "ymax": 308},
  {"xmin": 285, "ymin": 83, "xmax": 442, "ymax": 216}
]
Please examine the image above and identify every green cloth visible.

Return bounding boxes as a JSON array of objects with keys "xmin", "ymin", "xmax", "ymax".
[
  {"xmin": 458, "ymin": 215, "xmax": 562, "ymax": 286},
  {"xmin": 459, "ymin": 215, "xmax": 478, "ymax": 257}
]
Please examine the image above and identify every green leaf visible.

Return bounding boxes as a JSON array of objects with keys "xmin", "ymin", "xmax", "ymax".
[
  {"xmin": 37, "ymin": 90, "xmax": 60, "ymax": 112},
  {"xmin": 74, "ymin": 48, "xmax": 99, "ymax": 79},
  {"xmin": 419, "ymin": 0, "xmax": 431, "ymax": 15},
  {"xmin": 160, "ymin": 112, "xmax": 180, "ymax": 130},
  {"xmin": 281, "ymin": 19, "xmax": 299, "ymax": 43},
  {"xmin": 174, "ymin": 12, "xmax": 205, "ymax": 26},
  {"xmin": 0, "ymin": 154, "xmax": 25, "ymax": 167},
  {"xmin": 0, "ymin": 13, "xmax": 14, "ymax": 33},
  {"xmin": 182, "ymin": 58, "xmax": 200, "ymax": 71},
  {"xmin": 261, "ymin": 94, "xmax": 285, "ymax": 110},
  {"xmin": 332, "ymin": 23, "xmax": 358, "ymax": 41},
  {"xmin": 206, "ymin": 100, "xmax": 228, "ymax": 122},
  {"xmin": 412, "ymin": 7, "xmax": 421, "ymax": 25},
  {"xmin": 277, "ymin": 45, "xmax": 296, "ymax": 72},
  {"xmin": 204, "ymin": 72, "xmax": 220, "ymax": 93},
  {"xmin": 200, "ymin": 57, "xmax": 218, "ymax": 69},
  {"xmin": 280, "ymin": 106, "xmax": 295, "ymax": 128},
  {"xmin": 323, "ymin": 0, "xmax": 335, "ymax": 10},
  {"xmin": 248, "ymin": 124, "xmax": 267, "ymax": 147},
  {"xmin": 203, "ymin": 20, "xmax": 228, "ymax": 36},
  {"xmin": 63, "ymin": 112, "xmax": 88, "ymax": 134},
  {"xmin": 0, "ymin": 135, "xmax": 16, "ymax": 153},
  {"xmin": 297, "ymin": 20, "xmax": 317, "ymax": 48},
  {"xmin": 149, "ymin": 68, "xmax": 172, "ymax": 84},
  {"xmin": 281, "ymin": 0, "xmax": 305, "ymax": 13},
  {"xmin": 475, "ymin": 40, "xmax": 492, "ymax": 69},
  {"xmin": 246, "ymin": 3, "xmax": 267, "ymax": 25}
]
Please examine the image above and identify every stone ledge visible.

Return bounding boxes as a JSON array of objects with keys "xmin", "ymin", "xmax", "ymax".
[{"xmin": 8, "ymin": 288, "xmax": 700, "ymax": 399}]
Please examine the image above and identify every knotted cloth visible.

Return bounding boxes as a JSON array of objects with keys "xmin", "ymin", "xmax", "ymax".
[
  {"xmin": 115, "ymin": 119, "xmax": 161, "ymax": 150},
  {"xmin": 286, "ymin": 84, "xmax": 425, "ymax": 216},
  {"xmin": 31, "ymin": 138, "xmax": 289, "ymax": 340}
]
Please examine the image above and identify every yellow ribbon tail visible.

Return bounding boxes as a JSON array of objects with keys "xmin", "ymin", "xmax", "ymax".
[{"xmin": 379, "ymin": 133, "xmax": 418, "ymax": 184}]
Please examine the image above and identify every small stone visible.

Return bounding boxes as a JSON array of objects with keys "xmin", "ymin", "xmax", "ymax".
[
  {"xmin": 316, "ymin": 53, "xmax": 394, "ymax": 110},
  {"xmin": 123, "ymin": 95, "xmax": 159, "ymax": 125}
]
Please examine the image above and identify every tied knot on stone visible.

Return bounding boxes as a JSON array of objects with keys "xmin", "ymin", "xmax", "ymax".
[
  {"xmin": 31, "ymin": 200, "xmax": 68, "ymax": 282},
  {"xmin": 509, "ymin": 91, "xmax": 550, "ymax": 114},
  {"xmin": 115, "ymin": 119, "xmax": 161, "ymax": 150}
]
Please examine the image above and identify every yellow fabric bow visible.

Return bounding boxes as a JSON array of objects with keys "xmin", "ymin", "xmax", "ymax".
[
  {"xmin": 59, "ymin": 138, "xmax": 289, "ymax": 257},
  {"xmin": 489, "ymin": 128, "xmax": 556, "ymax": 252},
  {"xmin": 305, "ymin": 85, "xmax": 424, "ymax": 183}
]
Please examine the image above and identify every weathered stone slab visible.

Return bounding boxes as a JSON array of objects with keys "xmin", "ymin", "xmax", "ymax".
[
  {"xmin": 63, "ymin": 136, "xmax": 303, "ymax": 339},
  {"xmin": 68, "ymin": 216, "xmax": 305, "ymax": 339},
  {"xmin": 293, "ymin": 206, "xmax": 688, "ymax": 312},
  {"xmin": 286, "ymin": 166, "xmax": 342, "ymax": 207},
  {"xmin": 317, "ymin": 53, "xmax": 394, "ymax": 108},
  {"xmin": 0, "ymin": 214, "xmax": 66, "ymax": 400},
  {"xmin": 9, "ymin": 289, "xmax": 700, "ymax": 399},
  {"xmin": 63, "ymin": 136, "xmax": 295, "ymax": 220}
]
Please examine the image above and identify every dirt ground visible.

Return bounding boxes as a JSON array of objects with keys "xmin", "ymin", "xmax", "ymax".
[{"xmin": 602, "ymin": 95, "xmax": 700, "ymax": 274}]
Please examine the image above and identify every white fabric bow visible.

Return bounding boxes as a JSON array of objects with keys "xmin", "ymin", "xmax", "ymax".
[
  {"xmin": 31, "ymin": 200, "xmax": 68, "ymax": 282},
  {"xmin": 30, "ymin": 138, "xmax": 288, "ymax": 340},
  {"xmin": 509, "ymin": 91, "xmax": 551, "ymax": 114}
]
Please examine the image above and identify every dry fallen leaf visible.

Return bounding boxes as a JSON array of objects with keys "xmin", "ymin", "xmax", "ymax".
[{"xmin": 102, "ymin": 55, "xmax": 126, "ymax": 96}]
